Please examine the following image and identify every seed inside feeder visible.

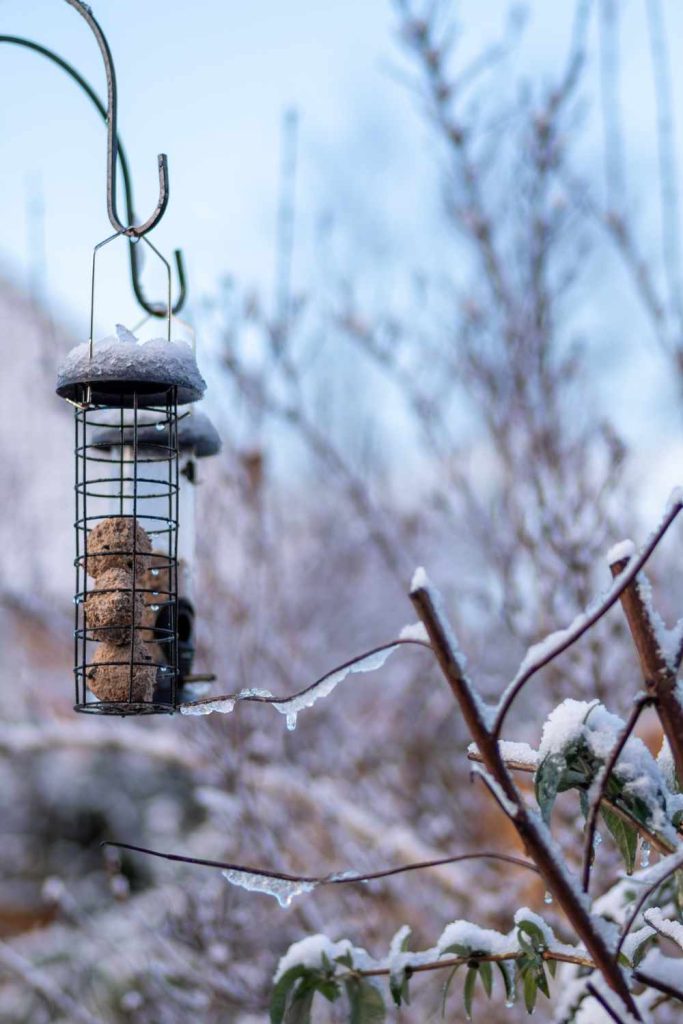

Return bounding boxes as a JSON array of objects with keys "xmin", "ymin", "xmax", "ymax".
[
  {"xmin": 86, "ymin": 639, "xmax": 157, "ymax": 704},
  {"xmin": 85, "ymin": 567, "xmax": 144, "ymax": 644},
  {"xmin": 87, "ymin": 516, "xmax": 152, "ymax": 578}
]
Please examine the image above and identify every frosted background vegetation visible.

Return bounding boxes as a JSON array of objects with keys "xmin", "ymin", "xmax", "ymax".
[{"xmin": 2, "ymin": 0, "xmax": 683, "ymax": 1020}]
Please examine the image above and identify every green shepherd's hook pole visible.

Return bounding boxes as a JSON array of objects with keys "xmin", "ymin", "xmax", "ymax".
[{"xmin": 0, "ymin": 8, "xmax": 187, "ymax": 316}]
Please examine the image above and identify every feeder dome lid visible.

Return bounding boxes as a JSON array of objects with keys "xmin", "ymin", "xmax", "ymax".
[
  {"xmin": 92, "ymin": 407, "xmax": 222, "ymax": 458},
  {"xmin": 56, "ymin": 325, "xmax": 206, "ymax": 406}
]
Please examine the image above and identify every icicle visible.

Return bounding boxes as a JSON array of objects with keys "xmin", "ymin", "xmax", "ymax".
[
  {"xmin": 180, "ymin": 697, "xmax": 236, "ymax": 717},
  {"xmin": 640, "ymin": 841, "xmax": 651, "ymax": 868},
  {"xmin": 221, "ymin": 869, "xmax": 316, "ymax": 907},
  {"xmin": 544, "ymin": 891, "xmax": 553, "ymax": 905},
  {"xmin": 594, "ymin": 831, "xmax": 602, "ymax": 847}
]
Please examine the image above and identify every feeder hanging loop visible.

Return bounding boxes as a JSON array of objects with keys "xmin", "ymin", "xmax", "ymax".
[{"xmin": 64, "ymin": 0, "xmax": 169, "ymax": 238}]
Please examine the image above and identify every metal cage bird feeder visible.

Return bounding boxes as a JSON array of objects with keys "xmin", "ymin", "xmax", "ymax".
[{"xmin": 56, "ymin": 234, "xmax": 206, "ymax": 715}]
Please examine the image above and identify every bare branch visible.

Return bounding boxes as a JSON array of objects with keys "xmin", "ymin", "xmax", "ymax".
[
  {"xmin": 410, "ymin": 573, "xmax": 642, "ymax": 1018},
  {"xmin": 610, "ymin": 554, "xmax": 683, "ymax": 784},
  {"xmin": 616, "ymin": 846, "xmax": 683, "ymax": 959},
  {"xmin": 353, "ymin": 947, "xmax": 596, "ymax": 980},
  {"xmin": 180, "ymin": 637, "xmax": 432, "ymax": 714},
  {"xmin": 492, "ymin": 496, "xmax": 683, "ymax": 741},
  {"xmin": 633, "ymin": 968, "xmax": 683, "ymax": 1005},
  {"xmin": 102, "ymin": 841, "xmax": 540, "ymax": 887},
  {"xmin": 586, "ymin": 982, "xmax": 630, "ymax": 1024}
]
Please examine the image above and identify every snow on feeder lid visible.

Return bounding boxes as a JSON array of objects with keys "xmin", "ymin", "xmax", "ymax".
[{"xmin": 56, "ymin": 325, "xmax": 206, "ymax": 408}]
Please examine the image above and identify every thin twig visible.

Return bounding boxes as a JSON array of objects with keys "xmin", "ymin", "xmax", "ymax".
[
  {"xmin": 586, "ymin": 982, "xmax": 629, "ymax": 1024},
  {"xmin": 103, "ymin": 841, "xmax": 539, "ymax": 886},
  {"xmin": 616, "ymin": 847, "xmax": 683, "ymax": 959},
  {"xmin": 180, "ymin": 637, "xmax": 431, "ymax": 712},
  {"xmin": 633, "ymin": 968, "xmax": 683, "ymax": 1005},
  {"xmin": 351, "ymin": 948, "xmax": 595, "ymax": 980},
  {"xmin": 582, "ymin": 695, "xmax": 653, "ymax": 892},
  {"xmin": 493, "ymin": 498, "xmax": 683, "ymax": 740}
]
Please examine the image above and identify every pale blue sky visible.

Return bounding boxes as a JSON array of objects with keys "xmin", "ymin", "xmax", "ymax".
[{"xmin": 1, "ymin": 0, "xmax": 683, "ymax": 483}]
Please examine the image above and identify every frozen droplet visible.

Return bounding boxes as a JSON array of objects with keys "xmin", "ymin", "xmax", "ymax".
[
  {"xmin": 594, "ymin": 832, "xmax": 602, "ymax": 847},
  {"xmin": 155, "ymin": 422, "xmax": 165, "ymax": 432},
  {"xmin": 152, "ymin": 591, "xmax": 159, "ymax": 596},
  {"xmin": 286, "ymin": 712, "xmax": 297, "ymax": 731},
  {"xmin": 544, "ymin": 891, "xmax": 553, "ymax": 905},
  {"xmin": 151, "ymin": 568, "xmax": 160, "ymax": 577},
  {"xmin": 505, "ymin": 999, "xmax": 514, "ymax": 1009},
  {"xmin": 150, "ymin": 604, "xmax": 159, "ymax": 612},
  {"xmin": 641, "ymin": 841, "xmax": 651, "ymax": 868}
]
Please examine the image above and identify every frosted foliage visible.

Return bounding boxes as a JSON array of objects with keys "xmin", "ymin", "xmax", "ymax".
[
  {"xmin": 274, "ymin": 936, "xmax": 371, "ymax": 981},
  {"xmin": 538, "ymin": 699, "xmax": 675, "ymax": 835},
  {"xmin": 221, "ymin": 869, "xmax": 317, "ymax": 908},
  {"xmin": 437, "ymin": 919, "xmax": 510, "ymax": 955}
]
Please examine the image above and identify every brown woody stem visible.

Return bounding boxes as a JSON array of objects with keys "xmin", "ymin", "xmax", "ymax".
[
  {"xmin": 410, "ymin": 579, "xmax": 642, "ymax": 1020},
  {"xmin": 610, "ymin": 555, "xmax": 683, "ymax": 786}
]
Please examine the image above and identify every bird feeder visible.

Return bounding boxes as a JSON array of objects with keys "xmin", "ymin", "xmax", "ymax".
[
  {"xmin": 56, "ymin": 235, "xmax": 207, "ymax": 715},
  {"xmin": 91, "ymin": 406, "xmax": 221, "ymax": 704}
]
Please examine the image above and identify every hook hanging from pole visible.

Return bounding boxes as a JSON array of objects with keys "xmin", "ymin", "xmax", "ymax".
[{"xmin": 65, "ymin": 0, "xmax": 168, "ymax": 238}]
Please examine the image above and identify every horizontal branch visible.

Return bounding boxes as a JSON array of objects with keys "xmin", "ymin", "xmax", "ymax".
[
  {"xmin": 103, "ymin": 841, "xmax": 539, "ymax": 886},
  {"xmin": 352, "ymin": 948, "xmax": 595, "ymax": 981},
  {"xmin": 633, "ymin": 968, "xmax": 683, "ymax": 1004},
  {"xmin": 180, "ymin": 637, "xmax": 432, "ymax": 715}
]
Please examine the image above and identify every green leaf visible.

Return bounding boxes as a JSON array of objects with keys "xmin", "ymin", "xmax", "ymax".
[
  {"xmin": 535, "ymin": 752, "xmax": 567, "ymax": 825},
  {"xmin": 344, "ymin": 979, "xmax": 386, "ymax": 1024},
  {"xmin": 523, "ymin": 970, "xmax": 537, "ymax": 1014},
  {"xmin": 479, "ymin": 960, "xmax": 493, "ymax": 998},
  {"xmin": 284, "ymin": 988, "xmax": 314, "ymax": 1024},
  {"xmin": 463, "ymin": 965, "xmax": 478, "ymax": 1020},
  {"xmin": 389, "ymin": 968, "xmax": 411, "ymax": 1009},
  {"xmin": 517, "ymin": 920, "xmax": 546, "ymax": 952},
  {"xmin": 270, "ymin": 968, "xmax": 310, "ymax": 1024},
  {"xmin": 496, "ymin": 962, "xmax": 514, "ymax": 1004},
  {"xmin": 600, "ymin": 805, "xmax": 638, "ymax": 874},
  {"xmin": 441, "ymin": 964, "xmax": 460, "ymax": 1017},
  {"xmin": 536, "ymin": 965, "xmax": 550, "ymax": 999}
]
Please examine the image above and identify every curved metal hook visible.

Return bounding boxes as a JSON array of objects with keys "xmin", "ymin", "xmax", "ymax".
[
  {"xmin": 0, "ymin": 33, "xmax": 186, "ymax": 317},
  {"xmin": 64, "ymin": 0, "xmax": 168, "ymax": 238}
]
